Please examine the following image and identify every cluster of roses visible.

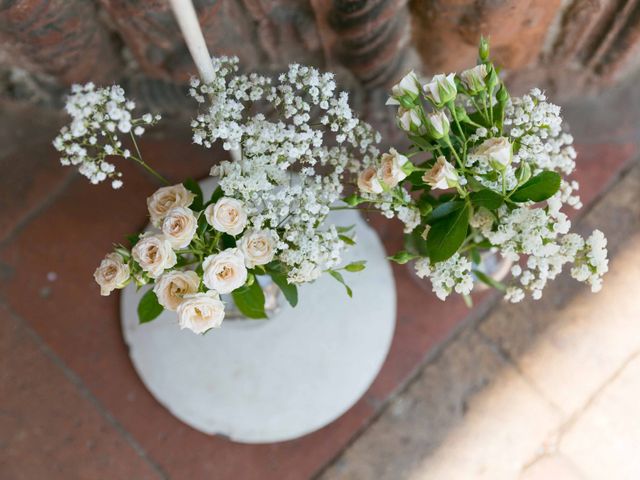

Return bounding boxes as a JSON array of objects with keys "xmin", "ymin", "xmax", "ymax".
[
  {"xmin": 355, "ymin": 39, "xmax": 608, "ymax": 303},
  {"xmin": 94, "ymin": 183, "xmax": 277, "ymax": 334}
]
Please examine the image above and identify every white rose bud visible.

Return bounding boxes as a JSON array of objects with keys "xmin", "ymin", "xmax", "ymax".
[
  {"xmin": 202, "ymin": 248, "xmax": 248, "ymax": 294},
  {"xmin": 423, "ymin": 73, "xmax": 457, "ymax": 107},
  {"xmin": 426, "ymin": 110, "xmax": 450, "ymax": 139},
  {"xmin": 238, "ymin": 230, "xmax": 277, "ymax": 268},
  {"xmin": 473, "ymin": 137, "xmax": 512, "ymax": 171},
  {"xmin": 147, "ymin": 184, "xmax": 196, "ymax": 227},
  {"xmin": 380, "ymin": 148, "xmax": 410, "ymax": 188},
  {"xmin": 132, "ymin": 234, "xmax": 177, "ymax": 279},
  {"xmin": 397, "ymin": 107, "xmax": 425, "ymax": 134},
  {"xmin": 161, "ymin": 207, "xmax": 198, "ymax": 249},
  {"xmin": 94, "ymin": 253, "xmax": 130, "ymax": 296},
  {"xmin": 422, "ymin": 156, "xmax": 459, "ymax": 190},
  {"xmin": 205, "ymin": 197, "xmax": 247, "ymax": 236},
  {"xmin": 153, "ymin": 270, "xmax": 200, "ymax": 311},
  {"xmin": 460, "ymin": 64, "xmax": 488, "ymax": 93},
  {"xmin": 177, "ymin": 291, "xmax": 225, "ymax": 334},
  {"xmin": 357, "ymin": 166, "xmax": 383, "ymax": 194},
  {"xmin": 386, "ymin": 70, "xmax": 420, "ymax": 105}
]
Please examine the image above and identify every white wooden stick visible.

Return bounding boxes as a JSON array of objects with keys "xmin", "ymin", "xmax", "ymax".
[{"xmin": 168, "ymin": 0, "xmax": 215, "ymax": 83}]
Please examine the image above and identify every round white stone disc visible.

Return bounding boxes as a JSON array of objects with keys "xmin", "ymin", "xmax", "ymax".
[{"xmin": 120, "ymin": 178, "xmax": 396, "ymax": 443}]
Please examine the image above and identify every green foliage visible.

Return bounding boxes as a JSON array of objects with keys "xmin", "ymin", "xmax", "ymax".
[
  {"xmin": 265, "ymin": 266, "xmax": 298, "ymax": 308},
  {"xmin": 427, "ymin": 202, "xmax": 470, "ymax": 262},
  {"xmin": 183, "ymin": 178, "xmax": 204, "ymax": 211},
  {"xmin": 231, "ymin": 279, "xmax": 267, "ymax": 319},
  {"xmin": 510, "ymin": 171, "xmax": 561, "ymax": 203},
  {"xmin": 329, "ymin": 270, "xmax": 353, "ymax": 297},
  {"xmin": 388, "ymin": 251, "xmax": 418, "ymax": 264},
  {"xmin": 473, "ymin": 269, "xmax": 507, "ymax": 292},
  {"xmin": 470, "ymin": 189, "xmax": 503, "ymax": 210},
  {"xmin": 343, "ymin": 194, "xmax": 367, "ymax": 207},
  {"xmin": 138, "ymin": 289, "xmax": 163, "ymax": 324},
  {"xmin": 344, "ymin": 261, "xmax": 366, "ymax": 272},
  {"xmin": 425, "ymin": 200, "xmax": 465, "ymax": 224}
]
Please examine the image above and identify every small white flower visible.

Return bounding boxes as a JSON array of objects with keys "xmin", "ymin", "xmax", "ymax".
[
  {"xmin": 177, "ymin": 291, "xmax": 225, "ymax": 334},
  {"xmin": 161, "ymin": 207, "xmax": 198, "ymax": 248},
  {"xmin": 238, "ymin": 230, "xmax": 277, "ymax": 268},
  {"xmin": 94, "ymin": 253, "xmax": 130, "ymax": 296},
  {"xmin": 132, "ymin": 234, "xmax": 177, "ymax": 278},
  {"xmin": 205, "ymin": 197, "xmax": 247, "ymax": 236},
  {"xmin": 153, "ymin": 270, "xmax": 200, "ymax": 311},
  {"xmin": 147, "ymin": 184, "xmax": 196, "ymax": 227},
  {"xmin": 422, "ymin": 156, "xmax": 459, "ymax": 190},
  {"xmin": 202, "ymin": 248, "xmax": 248, "ymax": 294}
]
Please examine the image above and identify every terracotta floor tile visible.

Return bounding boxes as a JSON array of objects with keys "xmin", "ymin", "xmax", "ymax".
[{"xmin": 0, "ymin": 305, "xmax": 162, "ymax": 480}]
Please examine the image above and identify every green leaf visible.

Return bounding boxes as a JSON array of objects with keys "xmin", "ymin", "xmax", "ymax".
[
  {"xmin": 126, "ymin": 233, "xmax": 140, "ymax": 246},
  {"xmin": 470, "ymin": 189, "xmax": 504, "ymax": 210},
  {"xmin": 266, "ymin": 270, "xmax": 298, "ymax": 307},
  {"xmin": 339, "ymin": 235, "xmax": 356, "ymax": 246},
  {"xmin": 344, "ymin": 194, "xmax": 367, "ymax": 207},
  {"xmin": 470, "ymin": 248, "xmax": 481, "ymax": 265},
  {"xmin": 210, "ymin": 186, "xmax": 223, "ymax": 204},
  {"xmin": 337, "ymin": 225, "xmax": 355, "ymax": 233},
  {"xmin": 427, "ymin": 202, "xmax": 470, "ymax": 262},
  {"xmin": 344, "ymin": 261, "xmax": 366, "ymax": 272},
  {"xmin": 406, "ymin": 169, "xmax": 425, "ymax": 187},
  {"xmin": 231, "ymin": 280, "xmax": 267, "ymax": 319},
  {"xmin": 183, "ymin": 178, "xmax": 204, "ymax": 211},
  {"xmin": 138, "ymin": 289, "xmax": 163, "ymax": 324},
  {"xmin": 425, "ymin": 200, "xmax": 465, "ymax": 224},
  {"xmin": 472, "ymin": 269, "xmax": 507, "ymax": 292},
  {"xmin": 388, "ymin": 251, "xmax": 418, "ymax": 264},
  {"xmin": 329, "ymin": 270, "xmax": 353, "ymax": 297},
  {"xmin": 510, "ymin": 171, "xmax": 561, "ymax": 203}
]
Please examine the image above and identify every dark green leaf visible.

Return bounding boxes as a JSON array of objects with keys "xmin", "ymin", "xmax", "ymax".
[
  {"xmin": 344, "ymin": 261, "xmax": 366, "ymax": 272},
  {"xmin": 470, "ymin": 189, "xmax": 504, "ymax": 210},
  {"xmin": 339, "ymin": 235, "xmax": 356, "ymax": 246},
  {"xmin": 510, "ymin": 171, "xmax": 561, "ymax": 203},
  {"xmin": 425, "ymin": 200, "xmax": 465, "ymax": 224},
  {"xmin": 210, "ymin": 186, "xmax": 223, "ymax": 204},
  {"xmin": 266, "ymin": 270, "xmax": 298, "ymax": 307},
  {"xmin": 406, "ymin": 169, "xmax": 425, "ymax": 187},
  {"xmin": 329, "ymin": 270, "xmax": 353, "ymax": 297},
  {"xmin": 126, "ymin": 233, "xmax": 140, "ymax": 246},
  {"xmin": 344, "ymin": 194, "xmax": 367, "ymax": 207},
  {"xmin": 472, "ymin": 269, "xmax": 507, "ymax": 292},
  {"xmin": 138, "ymin": 289, "xmax": 163, "ymax": 324},
  {"xmin": 470, "ymin": 248, "xmax": 481, "ymax": 265},
  {"xmin": 231, "ymin": 280, "xmax": 267, "ymax": 319},
  {"xmin": 388, "ymin": 251, "xmax": 418, "ymax": 264},
  {"xmin": 221, "ymin": 233, "xmax": 237, "ymax": 248},
  {"xmin": 183, "ymin": 178, "xmax": 204, "ymax": 211},
  {"xmin": 427, "ymin": 202, "xmax": 470, "ymax": 262}
]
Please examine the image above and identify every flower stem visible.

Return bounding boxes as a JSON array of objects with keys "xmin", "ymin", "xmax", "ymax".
[{"xmin": 129, "ymin": 132, "xmax": 170, "ymax": 185}]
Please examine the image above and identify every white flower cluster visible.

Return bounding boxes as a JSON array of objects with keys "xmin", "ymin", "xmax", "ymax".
[
  {"xmin": 53, "ymin": 83, "xmax": 160, "ymax": 188},
  {"xmin": 190, "ymin": 58, "xmax": 380, "ymax": 283},
  {"xmin": 415, "ymin": 253, "xmax": 474, "ymax": 300}
]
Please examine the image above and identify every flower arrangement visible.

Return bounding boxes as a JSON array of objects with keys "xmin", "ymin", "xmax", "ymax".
[
  {"xmin": 355, "ymin": 38, "xmax": 608, "ymax": 304},
  {"xmin": 55, "ymin": 58, "xmax": 379, "ymax": 334}
]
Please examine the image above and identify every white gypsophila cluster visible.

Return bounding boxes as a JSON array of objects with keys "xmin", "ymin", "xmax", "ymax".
[
  {"xmin": 415, "ymin": 253, "xmax": 474, "ymax": 300},
  {"xmin": 53, "ymin": 83, "xmax": 160, "ymax": 188},
  {"xmin": 191, "ymin": 58, "xmax": 380, "ymax": 284},
  {"xmin": 503, "ymin": 88, "xmax": 582, "ymax": 209},
  {"xmin": 473, "ymin": 205, "xmax": 607, "ymax": 302}
]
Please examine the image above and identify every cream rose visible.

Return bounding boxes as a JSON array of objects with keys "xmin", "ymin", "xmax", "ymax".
[
  {"xmin": 153, "ymin": 270, "xmax": 200, "ymax": 311},
  {"xmin": 132, "ymin": 234, "xmax": 177, "ymax": 279},
  {"xmin": 380, "ymin": 148, "xmax": 409, "ymax": 188},
  {"xmin": 357, "ymin": 167, "xmax": 383, "ymax": 194},
  {"xmin": 386, "ymin": 70, "xmax": 420, "ymax": 105},
  {"xmin": 94, "ymin": 253, "xmax": 130, "ymax": 296},
  {"xmin": 423, "ymin": 73, "xmax": 457, "ymax": 106},
  {"xmin": 177, "ymin": 291, "xmax": 225, "ymax": 334},
  {"xmin": 238, "ymin": 230, "xmax": 277, "ymax": 268},
  {"xmin": 460, "ymin": 64, "xmax": 488, "ymax": 93},
  {"xmin": 161, "ymin": 207, "xmax": 198, "ymax": 249},
  {"xmin": 422, "ymin": 156, "xmax": 459, "ymax": 190},
  {"xmin": 202, "ymin": 248, "xmax": 248, "ymax": 294},
  {"xmin": 205, "ymin": 197, "xmax": 247, "ymax": 236},
  {"xmin": 147, "ymin": 184, "xmax": 195, "ymax": 227},
  {"xmin": 473, "ymin": 137, "xmax": 512, "ymax": 170}
]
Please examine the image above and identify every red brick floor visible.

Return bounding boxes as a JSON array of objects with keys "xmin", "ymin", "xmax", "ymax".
[{"xmin": 1, "ymin": 82, "xmax": 639, "ymax": 479}]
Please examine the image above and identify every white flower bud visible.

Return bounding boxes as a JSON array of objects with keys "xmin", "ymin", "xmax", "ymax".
[
  {"xmin": 423, "ymin": 73, "xmax": 457, "ymax": 107},
  {"xmin": 422, "ymin": 156, "xmax": 459, "ymax": 190},
  {"xmin": 426, "ymin": 110, "xmax": 450, "ymax": 139}
]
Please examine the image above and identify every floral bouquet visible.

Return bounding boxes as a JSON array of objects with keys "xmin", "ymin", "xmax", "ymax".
[
  {"xmin": 54, "ymin": 58, "xmax": 379, "ymax": 334},
  {"xmin": 354, "ymin": 38, "xmax": 608, "ymax": 304}
]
